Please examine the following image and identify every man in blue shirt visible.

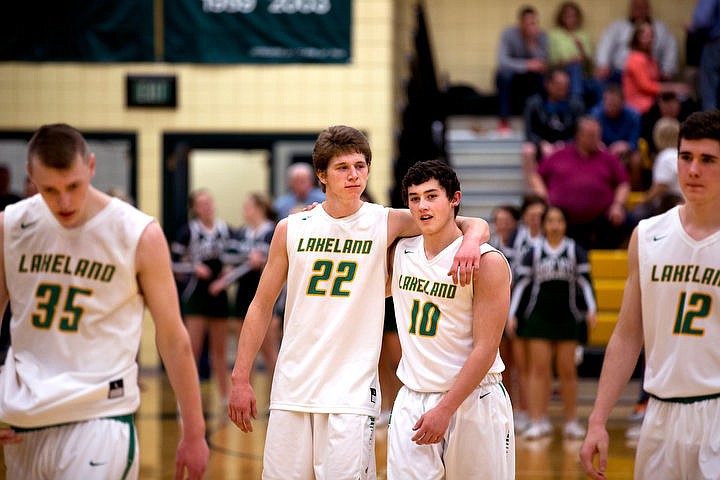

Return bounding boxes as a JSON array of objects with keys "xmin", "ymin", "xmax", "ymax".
[{"xmin": 273, "ymin": 162, "xmax": 326, "ymax": 219}]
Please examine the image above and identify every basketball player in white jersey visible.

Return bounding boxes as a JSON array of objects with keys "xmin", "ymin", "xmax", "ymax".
[
  {"xmin": 580, "ymin": 109, "xmax": 720, "ymax": 479},
  {"xmin": 387, "ymin": 160, "xmax": 515, "ymax": 479},
  {"xmin": 0, "ymin": 124, "xmax": 208, "ymax": 479},
  {"xmin": 227, "ymin": 126, "xmax": 490, "ymax": 479}
]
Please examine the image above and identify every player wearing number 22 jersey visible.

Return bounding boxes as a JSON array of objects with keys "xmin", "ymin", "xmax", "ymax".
[{"xmin": 274, "ymin": 202, "xmax": 388, "ymax": 414}]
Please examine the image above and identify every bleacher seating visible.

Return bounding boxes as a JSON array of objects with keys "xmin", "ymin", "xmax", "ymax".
[{"xmin": 588, "ymin": 249, "xmax": 628, "ymax": 346}]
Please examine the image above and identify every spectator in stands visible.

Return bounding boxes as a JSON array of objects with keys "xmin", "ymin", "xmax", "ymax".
[
  {"xmin": 591, "ymin": 83, "xmax": 643, "ymax": 189},
  {"xmin": 522, "ymin": 67, "xmax": 585, "ymax": 188},
  {"xmin": 529, "ymin": 116, "xmax": 631, "ymax": 250},
  {"xmin": 628, "ymin": 117, "xmax": 684, "ymax": 226},
  {"xmin": 548, "ymin": 1, "xmax": 602, "ymax": 108},
  {"xmin": 509, "ymin": 206, "xmax": 597, "ymax": 440},
  {"xmin": 594, "ymin": 0, "xmax": 678, "ymax": 84},
  {"xmin": 622, "ymin": 21, "xmax": 690, "ymax": 116},
  {"xmin": 688, "ymin": 0, "xmax": 720, "ymax": 110},
  {"xmin": 496, "ymin": 5, "xmax": 548, "ymax": 132},
  {"xmin": 273, "ymin": 162, "xmax": 325, "ymax": 219},
  {"xmin": 640, "ymin": 91, "xmax": 698, "ymax": 157}
]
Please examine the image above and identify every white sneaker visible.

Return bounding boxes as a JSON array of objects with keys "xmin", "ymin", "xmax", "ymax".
[
  {"xmin": 524, "ymin": 420, "xmax": 553, "ymax": 439},
  {"xmin": 563, "ymin": 419, "xmax": 586, "ymax": 439},
  {"xmin": 513, "ymin": 410, "xmax": 530, "ymax": 433},
  {"xmin": 625, "ymin": 425, "xmax": 642, "ymax": 440}
]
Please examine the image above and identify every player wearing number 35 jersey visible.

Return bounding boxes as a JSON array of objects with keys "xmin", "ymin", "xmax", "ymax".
[
  {"xmin": 387, "ymin": 160, "xmax": 514, "ymax": 479},
  {"xmin": 0, "ymin": 124, "xmax": 208, "ymax": 480}
]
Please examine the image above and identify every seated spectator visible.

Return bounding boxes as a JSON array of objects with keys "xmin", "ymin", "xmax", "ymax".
[
  {"xmin": 273, "ymin": 162, "xmax": 325, "ymax": 219},
  {"xmin": 628, "ymin": 117, "xmax": 683, "ymax": 226},
  {"xmin": 622, "ymin": 21, "xmax": 689, "ymax": 115},
  {"xmin": 548, "ymin": 1, "xmax": 603, "ymax": 108},
  {"xmin": 591, "ymin": 83, "xmax": 643, "ymax": 189},
  {"xmin": 522, "ymin": 67, "xmax": 585, "ymax": 188},
  {"xmin": 496, "ymin": 5, "xmax": 548, "ymax": 131},
  {"xmin": 528, "ymin": 116, "xmax": 630, "ymax": 249},
  {"xmin": 594, "ymin": 0, "xmax": 678, "ymax": 84},
  {"xmin": 640, "ymin": 91, "xmax": 698, "ymax": 157}
]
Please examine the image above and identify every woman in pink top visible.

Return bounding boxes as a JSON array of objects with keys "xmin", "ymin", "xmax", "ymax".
[{"xmin": 623, "ymin": 21, "xmax": 688, "ymax": 114}]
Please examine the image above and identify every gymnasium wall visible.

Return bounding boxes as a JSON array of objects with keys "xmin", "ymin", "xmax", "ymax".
[{"xmin": 0, "ymin": 1, "xmax": 696, "ymax": 213}]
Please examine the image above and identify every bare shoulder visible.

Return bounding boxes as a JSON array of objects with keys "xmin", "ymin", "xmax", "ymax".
[
  {"xmin": 475, "ymin": 249, "xmax": 511, "ymax": 286},
  {"xmin": 136, "ymin": 221, "xmax": 171, "ymax": 270}
]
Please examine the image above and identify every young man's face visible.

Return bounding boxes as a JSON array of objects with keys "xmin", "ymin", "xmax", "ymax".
[
  {"xmin": 27, "ymin": 153, "xmax": 95, "ymax": 228},
  {"xmin": 406, "ymin": 178, "xmax": 460, "ymax": 235},
  {"xmin": 678, "ymin": 138, "xmax": 720, "ymax": 205},
  {"xmin": 318, "ymin": 152, "xmax": 368, "ymax": 200}
]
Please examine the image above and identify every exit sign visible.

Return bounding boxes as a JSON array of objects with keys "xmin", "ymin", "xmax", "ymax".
[{"xmin": 126, "ymin": 74, "xmax": 177, "ymax": 108}]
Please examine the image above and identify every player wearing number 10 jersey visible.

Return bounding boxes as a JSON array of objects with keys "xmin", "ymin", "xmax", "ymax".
[{"xmin": 387, "ymin": 160, "xmax": 514, "ymax": 479}]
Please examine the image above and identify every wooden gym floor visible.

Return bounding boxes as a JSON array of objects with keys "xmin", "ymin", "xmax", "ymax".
[{"xmin": 0, "ymin": 368, "xmax": 640, "ymax": 479}]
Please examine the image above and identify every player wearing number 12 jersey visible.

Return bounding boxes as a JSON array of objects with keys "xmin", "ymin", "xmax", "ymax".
[
  {"xmin": 581, "ymin": 110, "xmax": 720, "ymax": 479},
  {"xmin": 228, "ymin": 126, "xmax": 490, "ymax": 479},
  {"xmin": 387, "ymin": 160, "xmax": 514, "ymax": 479}
]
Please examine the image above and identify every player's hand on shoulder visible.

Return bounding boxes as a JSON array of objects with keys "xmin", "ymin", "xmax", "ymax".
[
  {"xmin": 302, "ymin": 201, "xmax": 320, "ymax": 212},
  {"xmin": 0, "ymin": 427, "xmax": 22, "ymax": 445},
  {"xmin": 448, "ymin": 241, "xmax": 481, "ymax": 286},
  {"xmin": 228, "ymin": 381, "xmax": 258, "ymax": 433},
  {"xmin": 175, "ymin": 434, "xmax": 209, "ymax": 480}
]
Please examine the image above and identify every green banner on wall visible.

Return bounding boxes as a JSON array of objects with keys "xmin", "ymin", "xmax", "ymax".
[
  {"xmin": 165, "ymin": 0, "xmax": 352, "ymax": 63},
  {"xmin": 0, "ymin": 1, "xmax": 154, "ymax": 62}
]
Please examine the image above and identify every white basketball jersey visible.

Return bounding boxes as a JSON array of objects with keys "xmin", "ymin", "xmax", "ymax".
[
  {"xmin": 272, "ymin": 202, "xmax": 389, "ymax": 415},
  {"xmin": 392, "ymin": 236, "xmax": 508, "ymax": 392},
  {"xmin": 1, "ymin": 195, "xmax": 153, "ymax": 427},
  {"xmin": 638, "ymin": 206, "xmax": 720, "ymax": 398}
]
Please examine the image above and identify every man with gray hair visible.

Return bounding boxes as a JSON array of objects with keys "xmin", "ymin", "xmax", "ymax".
[{"xmin": 273, "ymin": 162, "xmax": 326, "ymax": 219}]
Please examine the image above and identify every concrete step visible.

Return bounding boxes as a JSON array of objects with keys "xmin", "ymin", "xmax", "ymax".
[{"xmin": 456, "ymin": 168, "xmax": 524, "ymax": 193}]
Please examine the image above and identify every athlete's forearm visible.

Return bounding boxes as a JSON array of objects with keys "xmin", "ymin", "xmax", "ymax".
[
  {"xmin": 455, "ymin": 216, "xmax": 490, "ymax": 244},
  {"xmin": 436, "ymin": 345, "xmax": 497, "ymax": 415}
]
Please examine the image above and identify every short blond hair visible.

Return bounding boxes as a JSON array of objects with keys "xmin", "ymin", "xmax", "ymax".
[{"xmin": 653, "ymin": 117, "xmax": 680, "ymax": 151}]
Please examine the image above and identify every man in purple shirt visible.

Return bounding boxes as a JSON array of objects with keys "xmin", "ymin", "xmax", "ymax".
[{"xmin": 529, "ymin": 116, "xmax": 631, "ymax": 249}]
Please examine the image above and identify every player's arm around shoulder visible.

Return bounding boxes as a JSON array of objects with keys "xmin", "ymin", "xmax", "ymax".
[
  {"xmin": 229, "ymin": 218, "xmax": 289, "ymax": 432},
  {"xmin": 135, "ymin": 221, "xmax": 209, "ymax": 479},
  {"xmin": 580, "ymin": 227, "xmax": 644, "ymax": 480},
  {"xmin": 387, "ymin": 208, "xmax": 490, "ymax": 285}
]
